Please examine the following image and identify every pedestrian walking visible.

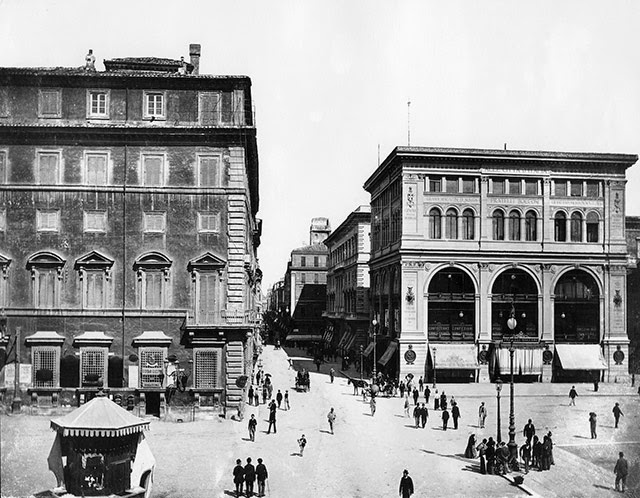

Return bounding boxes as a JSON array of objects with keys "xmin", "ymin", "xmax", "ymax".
[
  {"xmin": 424, "ymin": 385, "xmax": 431, "ymax": 404},
  {"xmin": 418, "ymin": 376, "xmax": 424, "ymax": 392},
  {"xmin": 233, "ymin": 459, "xmax": 245, "ymax": 498},
  {"xmin": 297, "ymin": 434, "xmax": 307, "ymax": 456},
  {"xmin": 413, "ymin": 404, "xmax": 420, "ymax": 428},
  {"xmin": 399, "ymin": 469, "xmax": 414, "ymax": 498},
  {"xmin": 248, "ymin": 414, "xmax": 257, "ymax": 441},
  {"xmin": 248, "ymin": 385, "xmax": 254, "ymax": 406},
  {"xmin": 614, "ymin": 451, "xmax": 629, "ymax": 493},
  {"xmin": 412, "ymin": 388, "xmax": 419, "ymax": 405},
  {"xmin": 541, "ymin": 435, "xmax": 552, "ymax": 471},
  {"xmin": 434, "ymin": 389, "xmax": 440, "ymax": 410},
  {"xmin": 451, "ymin": 403, "xmax": 461, "ymax": 430},
  {"xmin": 262, "ymin": 385, "xmax": 268, "ymax": 404},
  {"xmin": 276, "ymin": 390, "xmax": 283, "ymax": 409},
  {"xmin": 569, "ymin": 385, "xmax": 578, "ymax": 406},
  {"xmin": 399, "ymin": 380, "xmax": 405, "ymax": 398},
  {"xmin": 477, "ymin": 438, "xmax": 488, "ymax": 474},
  {"xmin": 440, "ymin": 391, "xmax": 447, "ymax": 411},
  {"xmin": 254, "ymin": 390, "xmax": 260, "ymax": 406},
  {"xmin": 256, "ymin": 458, "xmax": 268, "ymax": 497},
  {"xmin": 532, "ymin": 435, "xmax": 542, "ymax": 470},
  {"xmin": 327, "ymin": 407, "xmax": 336, "ymax": 434},
  {"xmin": 370, "ymin": 396, "xmax": 377, "ymax": 416},
  {"xmin": 589, "ymin": 412, "xmax": 597, "ymax": 439},
  {"xmin": 523, "ymin": 419, "xmax": 536, "ymax": 444},
  {"xmin": 244, "ymin": 457, "xmax": 256, "ymax": 497},
  {"xmin": 464, "ymin": 434, "xmax": 478, "ymax": 458},
  {"xmin": 284, "ymin": 390, "xmax": 290, "ymax": 410},
  {"xmin": 267, "ymin": 400, "xmax": 277, "ymax": 434},
  {"xmin": 613, "ymin": 402, "xmax": 624, "ymax": 428},
  {"xmin": 442, "ymin": 408, "xmax": 450, "ymax": 431},
  {"xmin": 486, "ymin": 437, "xmax": 496, "ymax": 474},
  {"xmin": 547, "ymin": 431, "xmax": 555, "ymax": 466},
  {"xmin": 404, "ymin": 396, "xmax": 411, "ymax": 418},
  {"xmin": 330, "ymin": 367, "xmax": 335, "ymax": 383},
  {"xmin": 478, "ymin": 402, "xmax": 487, "ymax": 428},
  {"xmin": 420, "ymin": 403, "xmax": 428, "ymax": 428},
  {"xmin": 519, "ymin": 441, "xmax": 532, "ymax": 474}
]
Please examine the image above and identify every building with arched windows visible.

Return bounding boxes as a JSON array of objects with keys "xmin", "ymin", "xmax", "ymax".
[{"xmin": 364, "ymin": 147, "xmax": 637, "ymax": 384}]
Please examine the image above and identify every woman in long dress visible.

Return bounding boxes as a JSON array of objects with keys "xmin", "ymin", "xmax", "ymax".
[{"xmin": 464, "ymin": 434, "xmax": 478, "ymax": 458}]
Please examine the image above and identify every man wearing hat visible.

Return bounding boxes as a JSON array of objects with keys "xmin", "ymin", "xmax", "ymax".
[{"xmin": 399, "ymin": 469, "xmax": 414, "ymax": 497}]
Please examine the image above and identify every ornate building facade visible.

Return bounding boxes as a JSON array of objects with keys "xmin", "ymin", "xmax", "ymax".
[
  {"xmin": 0, "ymin": 45, "xmax": 262, "ymax": 415},
  {"xmin": 364, "ymin": 147, "xmax": 637, "ymax": 383}
]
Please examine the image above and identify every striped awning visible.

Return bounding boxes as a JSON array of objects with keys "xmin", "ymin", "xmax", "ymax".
[
  {"xmin": 51, "ymin": 396, "xmax": 149, "ymax": 438},
  {"xmin": 378, "ymin": 341, "xmax": 398, "ymax": 366},
  {"xmin": 363, "ymin": 343, "xmax": 375, "ymax": 357}
]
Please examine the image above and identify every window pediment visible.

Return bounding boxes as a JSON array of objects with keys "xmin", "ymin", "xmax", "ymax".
[
  {"xmin": 75, "ymin": 250, "xmax": 114, "ymax": 270},
  {"xmin": 26, "ymin": 251, "xmax": 65, "ymax": 269},
  {"xmin": 133, "ymin": 251, "xmax": 172, "ymax": 271},
  {"xmin": 187, "ymin": 252, "xmax": 226, "ymax": 272}
]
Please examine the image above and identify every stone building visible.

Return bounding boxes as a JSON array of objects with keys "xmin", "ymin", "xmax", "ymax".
[
  {"xmin": 364, "ymin": 146, "xmax": 636, "ymax": 383},
  {"xmin": 283, "ymin": 218, "xmax": 330, "ymax": 345},
  {"xmin": 625, "ymin": 216, "xmax": 640, "ymax": 378},
  {"xmin": 323, "ymin": 206, "xmax": 371, "ymax": 361},
  {"xmin": 0, "ymin": 45, "xmax": 262, "ymax": 415}
]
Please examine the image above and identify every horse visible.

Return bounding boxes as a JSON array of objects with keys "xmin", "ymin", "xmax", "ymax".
[{"xmin": 347, "ymin": 378, "xmax": 368, "ymax": 395}]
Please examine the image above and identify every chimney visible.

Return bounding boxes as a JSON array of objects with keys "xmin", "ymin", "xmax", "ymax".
[{"xmin": 189, "ymin": 44, "xmax": 201, "ymax": 75}]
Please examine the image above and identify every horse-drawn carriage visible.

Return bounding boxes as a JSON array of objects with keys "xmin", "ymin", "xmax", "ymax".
[{"xmin": 295, "ymin": 369, "xmax": 310, "ymax": 392}]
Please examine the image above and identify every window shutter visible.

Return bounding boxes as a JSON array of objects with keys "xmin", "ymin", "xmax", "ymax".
[
  {"xmin": 0, "ymin": 153, "xmax": 5, "ymax": 183},
  {"xmin": 198, "ymin": 273, "xmax": 217, "ymax": 324},
  {"xmin": 87, "ymin": 155, "xmax": 107, "ymax": 184},
  {"xmin": 86, "ymin": 271, "xmax": 104, "ymax": 308},
  {"xmin": 38, "ymin": 270, "xmax": 56, "ymax": 308},
  {"xmin": 233, "ymin": 90, "xmax": 244, "ymax": 125},
  {"xmin": 40, "ymin": 91, "xmax": 60, "ymax": 116},
  {"xmin": 199, "ymin": 157, "xmax": 218, "ymax": 186},
  {"xmin": 39, "ymin": 154, "xmax": 59, "ymax": 184},
  {"xmin": 144, "ymin": 156, "xmax": 163, "ymax": 186},
  {"xmin": 145, "ymin": 271, "xmax": 163, "ymax": 309},
  {"xmin": 200, "ymin": 93, "xmax": 220, "ymax": 125},
  {"xmin": 221, "ymin": 92, "xmax": 233, "ymax": 123}
]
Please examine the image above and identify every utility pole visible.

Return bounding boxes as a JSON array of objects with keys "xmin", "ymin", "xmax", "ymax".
[{"xmin": 12, "ymin": 326, "xmax": 22, "ymax": 413}]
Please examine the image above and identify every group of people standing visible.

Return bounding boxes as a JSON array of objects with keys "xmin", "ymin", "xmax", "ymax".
[{"xmin": 233, "ymin": 457, "xmax": 268, "ymax": 497}]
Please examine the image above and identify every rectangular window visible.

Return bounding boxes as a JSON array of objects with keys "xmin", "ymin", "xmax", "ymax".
[
  {"xmin": 198, "ymin": 212, "xmax": 220, "ymax": 233},
  {"xmin": 140, "ymin": 348, "xmax": 165, "ymax": 388},
  {"xmin": 145, "ymin": 271, "xmax": 163, "ymax": 309},
  {"xmin": 508, "ymin": 179, "xmax": 522, "ymax": 195},
  {"xmin": 198, "ymin": 155, "xmax": 220, "ymax": 187},
  {"xmin": 81, "ymin": 347, "xmax": 107, "ymax": 386},
  {"xmin": 445, "ymin": 177, "xmax": 459, "ymax": 193},
  {"xmin": 142, "ymin": 154, "xmax": 164, "ymax": 186},
  {"xmin": 85, "ymin": 270, "xmax": 105, "ymax": 308},
  {"xmin": 198, "ymin": 272, "xmax": 218, "ymax": 324},
  {"xmin": 32, "ymin": 346, "xmax": 60, "ymax": 388},
  {"xmin": 38, "ymin": 89, "xmax": 61, "ymax": 118},
  {"xmin": 301, "ymin": 273, "xmax": 306, "ymax": 283},
  {"xmin": 194, "ymin": 349, "xmax": 221, "ymax": 389},
  {"xmin": 144, "ymin": 92, "xmax": 165, "ymax": 119},
  {"xmin": 37, "ymin": 210, "xmax": 60, "ymax": 232},
  {"xmin": 314, "ymin": 256, "xmax": 319, "ymax": 267},
  {"xmin": 87, "ymin": 91, "xmax": 109, "ymax": 118},
  {"xmin": 36, "ymin": 268, "xmax": 57, "ymax": 308},
  {"xmin": 37, "ymin": 152, "xmax": 60, "ymax": 184},
  {"xmin": 525, "ymin": 179, "xmax": 537, "ymax": 195},
  {"xmin": 586, "ymin": 181, "xmax": 600, "ymax": 198},
  {"xmin": 301, "ymin": 256, "xmax": 306, "ymax": 267},
  {"xmin": 85, "ymin": 153, "xmax": 108, "ymax": 185},
  {"xmin": 0, "ymin": 88, "xmax": 8, "ymax": 117},
  {"xmin": 428, "ymin": 178, "xmax": 442, "ymax": 193},
  {"xmin": 0, "ymin": 152, "xmax": 6, "ymax": 183},
  {"xmin": 462, "ymin": 177, "xmax": 475, "ymax": 193},
  {"xmin": 492, "ymin": 179, "xmax": 505, "ymax": 195},
  {"xmin": 314, "ymin": 273, "xmax": 319, "ymax": 284},
  {"xmin": 199, "ymin": 91, "xmax": 241, "ymax": 125},
  {"xmin": 0, "ymin": 209, "xmax": 5, "ymax": 231},
  {"xmin": 143, "ymin": 212, "xmax": 166, "ymax": 233},
  {"xmin": 554, "ymin": 180, "xmax": 567, "ymax": 196},
  {"xmin": 84, "ymin": 211, "xmax": 107, "ymax": 232},
  {"xmin": 570, "ymin": 181, "xmax": 583, "ymax": 197}
]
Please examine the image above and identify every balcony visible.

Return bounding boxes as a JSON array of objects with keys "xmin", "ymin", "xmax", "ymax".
[{"xmin": 184, "ymin": 309, "xmax": 260, "ymax": 327}]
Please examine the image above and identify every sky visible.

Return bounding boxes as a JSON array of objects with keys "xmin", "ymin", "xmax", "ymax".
[{"xmin": 1, "ymin": 0, "xmax": 640, "ymax": 290}]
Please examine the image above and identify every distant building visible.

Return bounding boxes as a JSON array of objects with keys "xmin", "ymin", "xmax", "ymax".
[
  {"xmin": 323, "ymin": 206, "xmax": 371, "ymax": 362},
  {"xmin": 625, "ymin": 216, "xmax": 640, "ymax": 378},
  {"xmin": 283, "ymin": 218, "xmax": 330, "ymax": 346},
  {"xmin": 364, "ymin": 146, "xmax": 637, "ymax": 383},
  {"xmin": 0, "ymin": 45, "xmax": 262, "ymax": 415}
]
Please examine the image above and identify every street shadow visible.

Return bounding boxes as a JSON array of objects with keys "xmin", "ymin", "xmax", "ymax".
[
  {"xmin": 405, "ymin": 425, "xmax": 420, "ymax": 429},
  {"xmin": 573, "ymin": 435, "xmax": 591, "ymax": 439},
  {"xmin": 290, "ymin": 452, "xmax": 302, "ymax": 457},
  {"xmin": 223, "ymin": 491, "xmax": 238, "ymax": 497},
  {"xmin": 241, "ymin": 437, "xmax": 252, "ymax": 442},
  {"xmin": 593, "ymin": 485, "xmax": 612, "ymax": 491},
  {"xmin": 319, "ymin": 430, "xmax": 332, "ymax": 434},
  {"xmin": 363, "ymin": 412, "xmax": 374, "ymax": 416}
]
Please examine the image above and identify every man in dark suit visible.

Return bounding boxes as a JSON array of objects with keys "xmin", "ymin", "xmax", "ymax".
[
  {"xmin": 523, "ymin": 419, "xmax": 536, "ymax": 444},
  {"xmin": 256, "ymin": 458, "xmax": 268, "ymax": 497},
  {"xmin": 244, "ymin": 457, "xmax": 256, "ymax": 497},
  {"xmin": 451, "ymin": 402, "xmax": 461, "ymax": 429},
  {"xmin": 232, "ymin": 459, "xmax": 244, "ymax": 497},
  {"xmin": 399, "ymin": 469, "xmax": 414, "ymax": 497},
  {"xmin": 267, "ymin": 400, "xmax": 277, "ymax": 433},
  {"xmin": 442, "ymin": 408, "xmax": 450, "ymax": 431}
]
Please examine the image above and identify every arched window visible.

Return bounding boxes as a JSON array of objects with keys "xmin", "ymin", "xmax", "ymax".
[
  {"xmin": 509, "ymin": 211, "xmax": 521, "ymax": 241},
  {"xmin": 586, "ymin": 212, "xmax": 599, "ymax": 242},
  {"xmin": 462, "ymin": 209, "xmax": 475, "ymax": 240},
  {"xmin": 445, "ymin": 208, "xmax": 458, "ymax": 239},
  {"xmin": 570, "ymin": 212, "xmax": 583, "ymax": 242},
  {"xmin": 429, "ymin": 208, "xmax": 442, "ymax": 239},
  {"xmin": 493, "ymin": 210, "xmax": 505, "ymax": 240},
  {"xmin": 554, "ymin": 212, "xmax": 567, "ymax": 242},
  {"xmin": 525, "ymin": 210, "xmax": 537, "ymax": 241}
]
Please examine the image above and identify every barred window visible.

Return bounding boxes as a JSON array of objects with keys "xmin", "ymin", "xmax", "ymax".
[
  {"xmin": 32, "ymin": 346, "xmax": 60, "ymax": 388},
  {"xmin": 80, "ymin": 347, "xmax": 107, "ymax": 387},
  {"xmin": 139, "ymin": 348, "xmax": 165, "ymax": 388},
  {"xmin": 194, "ymin": 349, "xmax": 222, "ymax": 389}
]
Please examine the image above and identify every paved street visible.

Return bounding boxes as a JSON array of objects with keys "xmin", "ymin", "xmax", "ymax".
[{"xmin": 2, "ymin": 345, "xmax": 640, "ymax": 497}]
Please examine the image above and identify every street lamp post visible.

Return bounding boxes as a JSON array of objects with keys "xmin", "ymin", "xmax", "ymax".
[
  {"xmin": 432, "ymin": 347, "xmax": 437, "ymax": 389},
  {"xmin": 360, "ymin": 345, "xmax": 364, "ymax": 380},
  {"xmin": 371, "ymin": 319, "xmax": 378, "ymax": 381},
  {"xmin": 508, "ymin": 341, "xmax": 519, "ymax": 470},
  {"xmin": 11, "ymin": 326, "xmax": 22, "ymax": 413},
  {"xmin": 495, "ymin": 378, "xmax": 503, "ymax": 443}
]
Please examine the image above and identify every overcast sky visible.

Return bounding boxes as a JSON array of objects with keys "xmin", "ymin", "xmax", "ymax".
[{"xmin": 2, "ymin": 0, "xmax": 640, "ymax": 289}]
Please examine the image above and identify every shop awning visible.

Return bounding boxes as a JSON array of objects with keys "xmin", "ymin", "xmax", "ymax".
[
  {"xmin": 555, "ymin": 344, "xmax": 607, "ymax": 370},
  {"xmin": 343, "ymin": 333, "xmax": 357, "ymax": 351},
  {"xmin": 430, "ymin": 344, "xmax": 480, "ymax": 369},
  {"xmin": 363, "ymin": 342, "xmax": 375, "ymax": 357},
  {"xmin": 285, "ymin": 334, "xmax": 323, "ymax": 342},
  {"xmin": 378, "ymin": 341, "xmax": 398, "ymax": 366},
  {"xmin": 494, "ymin": 347, "xmax": 543, "ymax": 375}
]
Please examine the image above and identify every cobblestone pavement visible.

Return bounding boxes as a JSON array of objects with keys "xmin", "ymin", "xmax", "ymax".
[{"xmin": 1, "ymin": 345, "xmax": 639, "ymax": 497}]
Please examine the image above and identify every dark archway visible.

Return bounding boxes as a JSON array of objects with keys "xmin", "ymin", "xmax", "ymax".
[
  {"xmin": 491, "ymin": 269, "xmax": 539, "ymax": 341},
  {"xmin": 427, "ymin": 268, "xmax": 476, "ymax": 342},
  {"xmin": 554, "ymin": 270, "xmax": 600, "ymax": 344}
]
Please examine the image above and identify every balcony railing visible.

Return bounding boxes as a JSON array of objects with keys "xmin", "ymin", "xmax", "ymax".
[{"xmin": 185, "ymin": 309, "xmax": 260, "ymax": 327}]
